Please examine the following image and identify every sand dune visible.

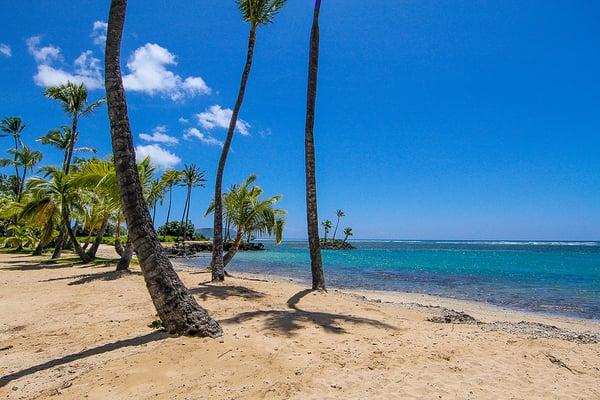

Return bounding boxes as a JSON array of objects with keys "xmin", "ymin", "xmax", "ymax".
[{"xmin": 1, "ymin": 247, "xmax": 599, "ymax": 399}]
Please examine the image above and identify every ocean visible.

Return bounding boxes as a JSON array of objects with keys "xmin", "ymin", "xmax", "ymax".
[{"xmin": 183, "ymin": 240, "xmax": 600, "ymax": 320}]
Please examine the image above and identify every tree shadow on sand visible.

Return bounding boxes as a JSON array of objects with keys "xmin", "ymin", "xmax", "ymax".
[
  {"xmin": 0, "ymin": 257, "xmax": 112, "ymax": 271},
  {"xmin": 189, "ymin": 282, "xmax": 267, "ymax": 301},
  {"xmin": 0, "ymin": 331, "xmax": 168, "ymax": 388},
  {"xmin": 220, "ymin": 289, "xmax": 396, "ymax": 336}
]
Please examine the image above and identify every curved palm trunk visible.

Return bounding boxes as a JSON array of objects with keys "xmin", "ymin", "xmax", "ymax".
[
  {"xmin": 51, "ymin": 228, "xmax": 66, "ymax": 259},
  {"xmin": 116, "ymin": 237, "xmax": 133, "ymax": 271},
  {"xmin": 223, "ymin": 230, "xmax": 243, "ymax": 268},
  {"xmin": 86, "ymin": 217, "xmax": 109, "ymax": 258},
  {"xmin": 105, "ymin": 0, "xmax": 221, "ymax": 337},
  {"xmin": 211, "ymin": 25, "xmax": 257, "ymax": 282},
  {"xmin": 62, "ymin": 206, "xmax": 92, "ymax": 263},
  {"xmin": 305, "ymin": 0, "xmax": 326, "ymax": 290},
  {"xmin": 114, "ymin": 214, "xmax": 124, "ymax": 256},
  {"xmin": 332, "ymin": 216, "xmax": 340, "ymax": 241}
]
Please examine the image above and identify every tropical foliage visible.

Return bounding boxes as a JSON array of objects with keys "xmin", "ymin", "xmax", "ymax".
[{"xmin": 206, "ymin": 174, "xmax": 286, "ymax": 267}]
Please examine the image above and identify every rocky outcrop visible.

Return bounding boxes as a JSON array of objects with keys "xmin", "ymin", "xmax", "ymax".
[
  {"xmin": 166, "ymin": 241, "xmax": 264, "ymax": 257},
  {"xmin": 320, "ymin": 240, "xmax": 356, "ymax": 250}
]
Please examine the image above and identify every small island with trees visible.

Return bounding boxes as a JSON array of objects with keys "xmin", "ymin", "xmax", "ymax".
[{"xmin": 320, "ymin": 209, "xmax": 355, "ymax": 250}]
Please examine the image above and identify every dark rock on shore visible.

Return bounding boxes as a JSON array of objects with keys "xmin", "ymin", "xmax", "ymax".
[
  {"xmin": 165, "ymin": 241, "xmax": 265, "ymax": 257},
  {"xmin": 321, "ymin": 240, "xmax": 356, "ymax": 250}
]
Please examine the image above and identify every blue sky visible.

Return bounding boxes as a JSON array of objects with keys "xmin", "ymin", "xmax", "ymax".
[{"xmin": 1, "ymin": 0, "xmax": 600, "ymax": 240}]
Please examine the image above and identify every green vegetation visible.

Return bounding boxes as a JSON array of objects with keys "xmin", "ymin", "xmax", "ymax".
[{"xmin": 206, "ymin": 174, "xmax": 286, "ymax": 268}]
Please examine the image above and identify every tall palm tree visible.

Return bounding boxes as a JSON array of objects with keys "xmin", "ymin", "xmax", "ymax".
[
  {"xmin": 321, "ymin": 219, "xmax": 332, "ymax": 242},
  {"xmin": 342, "ymin": 227, "xmax": 353, "ymax": 244},
  {"xmin": 211, "ymin": 0, "xmax": 288, "ymax": 282},
  {"xmin": 332, "ymin": 208, "xmax": 344, "ymax": 241},
  {"xmin": 160, "ymin": 169, "xmax": 182, "ymax": 238},
  {"xmin": 0, "ymin": 117, "xmax": 25, "ymax": 197},
  {"xmin": 179, "ymin": 164, "xmax": 205, "ymax": 241},
  {"xmin": 44, "ymin": 82, "xmax": 105, "ymax": 175},
  {"xmin": 206, "ymin": 174, "xmax": 285, "ymax": 269},
  {"xmin": 105, "ymin": 0, "xmax": 221, "ymax": 337},
  {"xmin": 304, "ymin": 0, "xmax": 325, "ymax": 290},
  {"xmin": 0, "ymin": 145, "xmax": 43, "ymax": 201}
]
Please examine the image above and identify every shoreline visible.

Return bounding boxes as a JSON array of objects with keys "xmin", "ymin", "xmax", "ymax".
[
  {"xmin": 3, "ymin": 248, "xmax": 600, "ymax": 399},
  {"xmin": 170, "ymin": 258, "xmax": 600, "ymax": 332}
]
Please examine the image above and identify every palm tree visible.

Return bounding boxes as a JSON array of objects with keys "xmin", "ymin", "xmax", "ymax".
[
  {"xmin": 304, "ymin": 0, "xmax": 325, "ymax": 290},
  {"xmin": 148, "ymin": 178, "xmax": 166, "ymax": 224},
  {"xmin": 0, "ymin": 117, "xmax": 25, "ymax": 197},
  {"xmin": 0, "ymin": 145, "xmax": 43, "ymax": 201},
  {"xmin": 178, "ymin": 164, "xmax": 205, "ymax": 242},
  {"xmin": 44, "ymin": 82, "xmax": 105, "ymax": 175},
  {"xmin": 105, "ymin": 0, "xmax": 221, "ymax": 337},
  {"xmin": 160, "ymin": 169, "xmax": 182, "ymax": 239},
  {"xmin": 332, "ymin": 208, "xmax": 344, "ymax": 241},
  {"xmin": 28, "ymin": 167, "xmax": 92, "ymax": 262},
  {"xmin": 321, "ymin": 219, "xmax": 332, "ymax": 242},
  {"xmin": 342, "ymin": 227, "xmax": 353, "ymax": 243},
  {"xmin": 211, "ymin": 0, "xmax": 288, "ymax": 282},
  {"xmin": 206, "ymin": 174, "xmax": 285, "ymax": 269},
  {"xmin": 37, "ymin": 126, "xmax": 96, "ymax": 171}
]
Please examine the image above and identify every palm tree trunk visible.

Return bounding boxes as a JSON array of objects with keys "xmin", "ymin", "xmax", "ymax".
[
  {"xmin": 64, "ymin": 116, "xmax": 78, "ymax": 175},
  {"xmin": 51, "ymin": 228, "xmax": 66, "ymax": 259},
  {"xmin": 32, "ymin": 240, "xmax": 45, "ymax": 256},
  {"xmin": 332, "ymin": 216, "xmax": 340, "ymax": 241},
  {"xmin": 17, "ymin": 168, "xmax": 27, "ymax": 202},
  {"xmin": 62, "ymin": 206, "xmax": 92, "ymax": 263},
  {"xmin": 116, "ymin": 236, "xmax": 133, "ymax": 271},
  {"xmin": 105, "ymin": 0, "xmax": 222, "ymax": 337},
  {"xmin": 184, "ymin": 191, "xmax": 192, "ymax": 238},
  {"xmin": 223, "ymin": 230, "xmax": 243, "ymax": 268},
  {"xmin": 178, "ymin": 187, "xmax": 190, "ymax": 242},
  {"xmin": 13, "ymin": 136, "xmax": 21, "ymax": 199},
  {"xmin": 86, "ymin": 217, "xmax": 109, "ymax": 258},
  {"xmin": 114, "ymin": 215, "xmax": 124, "ymax": 256},
  {"xmin": 211, "ymin": 25, "xmax": 257, "ymax": 282},
  {"xmin": 304, "ymin": 0, "xmax": 326, "ymax": 290}
]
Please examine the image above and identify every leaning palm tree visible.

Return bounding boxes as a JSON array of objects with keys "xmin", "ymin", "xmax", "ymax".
[
  {"xmin": 179, "ymin": 164, "xmax": 205, "ymax": 241},
  {"xmin": 44, "ymin": 82, "xmax": 105, "ymax": 175},
  {"xmin": 342, "ymin": 227, "xmax": 353, "ymax": 244},
  {"xmin": 332, "ymin": 208, "xmax": 344, "ymax": 241},
  {"xmin": 206, "ymin": 174, "xmax": 285, "ymax": 269},
  {"xmin": 105, "ymin": 0, "xmax": 221, "ymax": 337},
  {"xmin": 211, "ymin": 0, "xmax": 288, "ymax": 282},
  {"xmin": 321, "ymin": 219, "xmax": 332, "ymax": 242},
  {"xmin": 304, "ymin": 0, "xmax": 325, "ymax": 290},
  {"xmin": 0, "ymin": 145, "xmax": 43, "ymax": 201},
  {"xmin": 0, "ymin": 117, "xmax": 25, "ymax": 197}
]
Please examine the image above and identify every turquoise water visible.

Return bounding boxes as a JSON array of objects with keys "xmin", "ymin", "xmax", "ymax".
[{"xmin": 186, "ymin": 240, "xmax": 600, "ymax": 320}]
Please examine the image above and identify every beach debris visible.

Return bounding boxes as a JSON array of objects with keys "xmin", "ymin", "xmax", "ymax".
[
  {"xmin": 486, "ymin": 321, "xmax": 600, "ymax": 344},
  {"xmin": 148, "ymin": 319, "xmax": 164, "ymax": 330},
  {"xmin": 0, "ymin": 345, "xmax": 13, "ymax": 351},
  {"xmin": 427, "ymin": 310, "xmax": 480, "ymax": 325},
  {"xmin": 543, "ymin": 352, "xmax": 578, "ymax": 374}
]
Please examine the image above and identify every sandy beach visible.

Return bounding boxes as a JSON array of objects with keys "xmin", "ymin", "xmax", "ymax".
[{"xmin": 1, "ymin": 246, "xmax": 600, "ymax": 399}]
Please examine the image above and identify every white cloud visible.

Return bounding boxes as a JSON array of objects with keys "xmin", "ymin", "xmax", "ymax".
[
  {"xmin": 27, "ymin": 36, "xmax": 103, "ymax": 89},
  {"xmin": 91, "ymin": 21, "xmax": 108, "ymax": 46},
  {"xmin": 122, "ymin": 43, "xmax": 210, "ymax": 101},
  {"xmin": 195, "ymin": 104, "xmax": 250, "ymax": 136},
  {"xmin": 135, "ymin": 144, "xmax": 181, "ymax": 170},
  {"xmin": 183, "ymin": 127, "xmax": 223, "ymax": 147},
  {"xmin": 0, "ymin": 43, "xmax": 11, "ymax": 57},
  {"xmin": 178, "ymin": 117, "xmax": 189, "ymax": 124},
  {"xmin": 139, "ymin": 125, "xmax": 179, "ymax": 145},
  {"xmin": 26, "ymin": 36, "xmax": 61, "ymax": 64}
]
